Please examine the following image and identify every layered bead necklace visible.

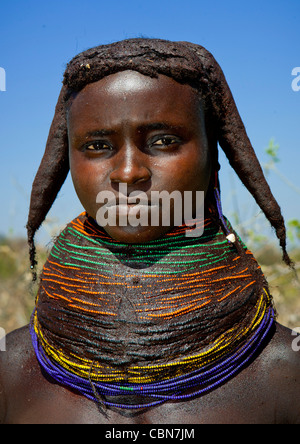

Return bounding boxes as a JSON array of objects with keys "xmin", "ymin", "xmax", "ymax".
[{"xmin": 30, "ymin": 210, "xmax": 275, "ymax": 409}]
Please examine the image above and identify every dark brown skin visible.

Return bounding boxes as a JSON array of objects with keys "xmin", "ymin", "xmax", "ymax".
[{"xmin": 1, "ymin": 72, "xmax": 299, "ymax": 424}]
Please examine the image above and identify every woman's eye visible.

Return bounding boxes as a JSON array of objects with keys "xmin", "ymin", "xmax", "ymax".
[
  {"xmin": 151, "ymin": 137, "xmax": 179, "ymax": 147},
  {"xmin": 84, "ymin": 141, "xmax": 111, "ymax": 151}
]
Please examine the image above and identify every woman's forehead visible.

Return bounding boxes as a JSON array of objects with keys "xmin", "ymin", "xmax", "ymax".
[
  {"xmin": 67, "ymin": 71, "xmax": 204, "ymax": 135},
  {"xmin": 73, "ymin": 70, "xmax": 200, "ymax": 98},
  {"xmin": 68, "ymin": 70, "xmax": 203, "ymax": 119}
]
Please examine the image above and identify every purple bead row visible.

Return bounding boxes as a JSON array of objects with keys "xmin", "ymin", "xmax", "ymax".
[{"xmin": 30, "ymin": 307, "xmax": 274, "ymax": 410}]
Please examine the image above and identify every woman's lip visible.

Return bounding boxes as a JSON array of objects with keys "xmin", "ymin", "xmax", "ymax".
[
  {"xmin": 105, "ymin": 196, "xmax": 151, "ymax": 207},
  {"xmin": 108, "ymin": 203, "xmax": 159, "ymax": 216}
]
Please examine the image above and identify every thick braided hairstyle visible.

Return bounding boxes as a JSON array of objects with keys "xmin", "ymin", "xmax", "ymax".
[{"xmin": 27, "ymin": 38, "xmax": 292, "ymax": 275}]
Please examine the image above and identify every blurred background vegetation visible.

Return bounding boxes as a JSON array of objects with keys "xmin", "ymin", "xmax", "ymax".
[{"xmin": 0, "ymin": 141, "xmax": 299, "ymax": 334}]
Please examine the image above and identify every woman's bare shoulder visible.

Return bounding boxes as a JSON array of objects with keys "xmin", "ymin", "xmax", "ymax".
[
  {"xmin": 0, "ymin": 326, "xmax": 38, "ymax": 397},
  {"xmin": 259, "ymin": 322, "xmax": 300, "ymax": 376},
  {"xmin": 257, "ymin": 322, "xmax": 300, "ymax": 423},
  {"xmin": 0, "ymin": 326, "xmax": 34, "ymax": 370},
  {"xmin": 267, "ymin": 322, "xmax": 300, "ymax": 363},
  {"xmin": 0, "ymin": 325, "xmax": 37, "ymax": 423}
]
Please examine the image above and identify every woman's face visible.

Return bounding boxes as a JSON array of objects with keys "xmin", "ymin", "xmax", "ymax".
[{"xmin": 67, "ymin": 70, "xmax": 212, "ymax": 243}]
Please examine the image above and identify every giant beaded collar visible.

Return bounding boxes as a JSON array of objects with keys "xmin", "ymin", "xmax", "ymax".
[{"xmin": 30, "ymin": 210, "xmax": 275, "ymax": 409}]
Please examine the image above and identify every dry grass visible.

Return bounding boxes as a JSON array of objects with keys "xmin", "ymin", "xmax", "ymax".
[
  {"xmin": 0, "ymin": 238, "xmax": 47, "ymax": 333},
  {"xmin": 257, "ymin": 246, "xmax": 300, "ymax": 328},
  {"xmin": 0, "ymin": 237, "xmax": 299, "ymax": 334}
]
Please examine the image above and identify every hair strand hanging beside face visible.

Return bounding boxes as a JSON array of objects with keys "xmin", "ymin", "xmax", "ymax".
[{"xmin": 27, "ymin": 85, "xmax": 69, "ymax": 279}]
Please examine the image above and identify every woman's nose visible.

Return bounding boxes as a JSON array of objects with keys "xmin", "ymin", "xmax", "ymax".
[{"xmin": 109, "ymin": 144, "xmax": 152, "ymax": 186}]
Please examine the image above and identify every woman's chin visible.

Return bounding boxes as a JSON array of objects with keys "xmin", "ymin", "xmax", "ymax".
[{"xmin": 101, "ymin": 224, "xmax": 173, "ymax": 244}]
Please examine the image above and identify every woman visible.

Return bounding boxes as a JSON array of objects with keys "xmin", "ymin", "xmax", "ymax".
[{"xmin": 0, "ymin": 38, "xmax": 299, "ymax": 424}]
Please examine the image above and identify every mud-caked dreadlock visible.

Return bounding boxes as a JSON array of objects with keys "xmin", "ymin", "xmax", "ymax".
[{"xmin": 27, "ymin": 38, "xmax": 292, "ymax": 272}]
